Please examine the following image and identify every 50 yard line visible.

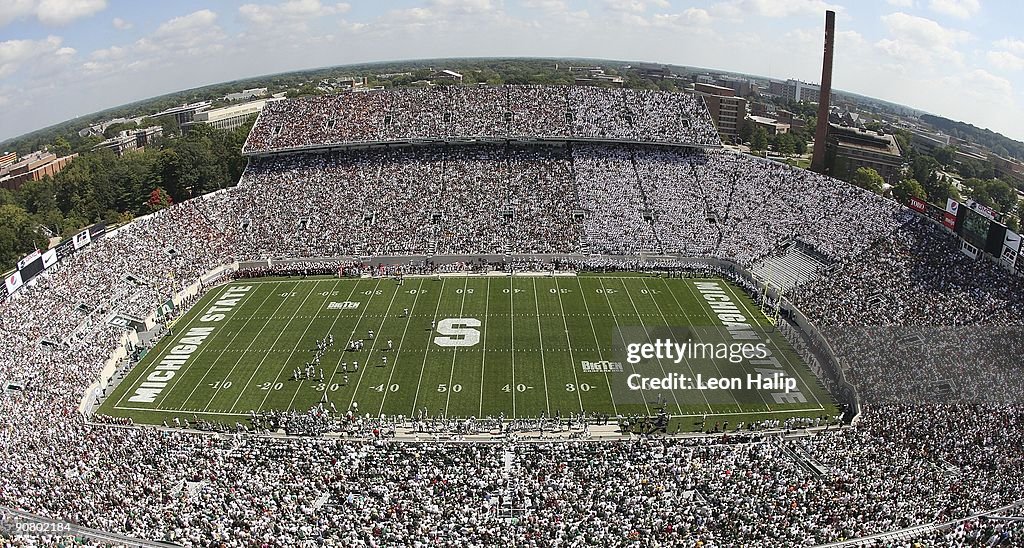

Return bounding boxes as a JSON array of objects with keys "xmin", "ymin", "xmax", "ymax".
[
  {"xmin": 442, "ymin": 278, "xmax": 471, "ymax": 417},
  {"xmin": 477, "ymin": 277, "xmax": 490, "ymax": 418}
]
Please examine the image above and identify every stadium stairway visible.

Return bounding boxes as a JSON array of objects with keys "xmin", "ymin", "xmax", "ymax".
[{"xmin": 749, "ymin": 245, "xmax": 826, "ymax": 292}]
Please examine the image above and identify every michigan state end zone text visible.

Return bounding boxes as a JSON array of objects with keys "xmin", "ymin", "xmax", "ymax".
[{"xmin": 127, "ymin": 285, "xmax": 253, "ymax": 403}]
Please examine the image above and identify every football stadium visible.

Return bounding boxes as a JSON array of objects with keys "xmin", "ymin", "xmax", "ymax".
[{"xmin": 2, "ymin": 6, "xmax": 1024, "ymax": 548}]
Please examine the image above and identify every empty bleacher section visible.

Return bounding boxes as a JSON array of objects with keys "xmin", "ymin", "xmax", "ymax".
[{"xmin": 748, "ymin": 245, "xmax": 826, "ymax": 291}]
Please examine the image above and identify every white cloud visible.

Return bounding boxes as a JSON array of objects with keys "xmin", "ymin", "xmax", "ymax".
[
  {"xmin": 928, "ymin": 0, "xmax": 980, "ymax": 19},
  {"xmin": 875, "ymin": 12, "xmax": 970, "ymax": 66},
  {"xmin": 994, "ymin": 38, "xmax": 1024, "ymax": 55},
  {"xmin": 711, "ymin": 0, "xmax": 842, "ymax": 19},
  {"xmin": 987, "ymin": 50, "xmax": 1024, "ymax": 71},
  {"xmin": 239, "ymin": 0, "xmax": 351, "ymax": 28},
  {"xmin": 887, "ymin": 0, "xmax": 915, "ymax": 6},
  {"xmin": 521, "ymin": 0, "xmax": 568, "ymax": 11},
  {"xmin": 133, "ymin": 9, "xmax": 225, "ymax": 56},
  {"xmin": 651, "ymin": 8, "xmax": 711, "ymax": 28},
  {"xmin": 0, "ymin": 35, "xmax": 66, "ymax": 77},
  {"xmin": 112, "ymin": 17, "xmax": 132, "ymax": 30},
  {"xmin": 603, "ymin": 0, "xmax": 670, "ymax": 13},
  {"xmin": 0, "ymin": 0, "xmax": 107, "ymax": 26}
]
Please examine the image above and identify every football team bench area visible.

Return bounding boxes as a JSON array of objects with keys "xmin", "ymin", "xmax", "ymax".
[{"xmin": 97, "ymin": 273, "xmax": 836, "ymax": 431}]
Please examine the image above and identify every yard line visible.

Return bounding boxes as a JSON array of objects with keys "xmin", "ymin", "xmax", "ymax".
[
  {"xmin": 721, "ymin": 281, "xmax": 827, "ymax": 413},
  {"xmin": 442, "ymin": 278, "xmax": 471, "ymax": 417},
  {"xmin": 530, "ymin": 278, "xmax": 552, "ymax": 416},
  {"xmin": 223, "ymin": 279, "xmax": 335, "ymax": 413},
  {"xmin": 114, "ymin": 283, "xmax": 233, "ymax": 410},
  {"xmin": 346, "ymin": 278, "xmax": 402, "ymax": 411},
  {"xmin": 594, "ymin": 277, "xmax": 653, "ymax": 416},
  {"xmin": 614, "ymin": 277, "xmax": 685, "ymax": 416},
  {"xmin": 165, "ymin": 281, "xmax": 289, "ymax": 409},
  {"xmin": 377, "ymin": 278, "xmax": 425, "ymax": 417},
  {"xmin": 573, "ymin": 276, "xmax": 629, "ymax": 417},
  {"xmin": 553, "ymin": 277, "xmax": 585, "ymax": 414},
  {"xmin": 410, "ymin": 277, "xmax": 446, "ymax": 417},
  {"xmin": 477, "ymin": 277, "xmax": 490, "ymax": 418},
  {"xmin": 281, "ymin": 279, "xmax": 364, "ymax": 411},
  {"xmin": 638, "ymin": 277, "xmax": 713, "ymax": 415},
  {"xmin": 509, "ymin": 276, "xmax": 516, "ymax": 418},
  {"xmin": 320, "ymin": 279, "xmax": 379, "ymax": 408}
]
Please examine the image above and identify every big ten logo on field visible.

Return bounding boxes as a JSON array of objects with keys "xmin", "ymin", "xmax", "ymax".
[
  {"xmin": 327, "ymin": 301, "xmax": 360, "ymax": 310},
  {"xmin": 433, "ymin": 318, "xmax": 482, "ymax": 347}
]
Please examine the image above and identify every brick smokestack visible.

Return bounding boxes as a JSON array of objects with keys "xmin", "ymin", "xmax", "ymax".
[{"xmin": 810, "ymin": 10, "xmax": 835, "ymax": 174}]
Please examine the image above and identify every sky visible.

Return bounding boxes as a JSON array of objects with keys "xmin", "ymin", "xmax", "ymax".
[{"xmin": 1, "ymin": 0, "xmax": 1023, "ymax": 143}]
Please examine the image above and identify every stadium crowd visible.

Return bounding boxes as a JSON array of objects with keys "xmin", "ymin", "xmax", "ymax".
[
  {"xmin": 244, "ymin": 85, "xmax": 719, "ymax": 153},
  {"xmin": 2, "ymin": 103, "xmax": 1024, "ymax": 545}
]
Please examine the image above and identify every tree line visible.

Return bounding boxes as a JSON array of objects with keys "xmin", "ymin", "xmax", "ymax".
[{"xmin": 0, "ymin": 120, "xmax": 253, "ymax": 271}]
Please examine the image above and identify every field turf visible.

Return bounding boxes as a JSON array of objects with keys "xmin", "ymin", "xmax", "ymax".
[{"xmin": 98, "ymin": 274, "xmax": 836, "ymax": 431}]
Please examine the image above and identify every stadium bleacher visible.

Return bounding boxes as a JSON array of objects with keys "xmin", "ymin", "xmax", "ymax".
[{"xmin": 1, "ymin": 86, "xmax": 1023, "ymax": 546}]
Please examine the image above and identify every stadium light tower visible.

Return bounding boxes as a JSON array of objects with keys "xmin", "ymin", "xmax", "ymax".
[{"xmin": 810, "ymin": 10, "xmax": 836, "ymax": 174}]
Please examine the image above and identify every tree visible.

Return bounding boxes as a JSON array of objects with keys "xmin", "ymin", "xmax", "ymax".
[
  {"xmin": 738, "ymin": 118, "xmax": 753, "ymax": 144},
  {"xmin": 934, "ymin": 145, "xmax": 957, "ymax": 167},
  {"xmin": 0, "ymin": 204, "xmax": 46, "ymax": 267},
  {"xmin": 968, "ymin": 178, "xmax": 1018, "ymax": 212},
  {"xmin": 892, "ymin": 178, "xmax": 927, "ymax": 204},
  {"xmin": 750, "ymin": 126, "xmax": 768, "ymax": 152},
  {"xmin": 51, "ymin": 135, "xmax": 72, "ymax": 157},
  {"xmin": 852, "ymin": 167, "xmax": 885, "ymax": 194},
  {"xmin": 103, "ymin": 121, "xmax": 138, "ymax": 139},
  {"xmin": 912, "ymin": 154, "xmax": 939, "ymax": 186},
  {"xmin": 147, "ymin": 187, "xmax": 173, "ymax": 211},
  {"xmin": 773, "ymin": 133, "xmax": 796, "ymax": 155}
]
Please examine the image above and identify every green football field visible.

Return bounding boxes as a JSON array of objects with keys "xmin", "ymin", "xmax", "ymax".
[{"xmin": 98, "ymin": 274, "xmax": 836, "ymax": 430}]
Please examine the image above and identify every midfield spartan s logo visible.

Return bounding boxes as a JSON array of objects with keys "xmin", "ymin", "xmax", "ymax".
[{"xmin": 433, "ymin": 318, "xmax": 482, "ymax": 347}]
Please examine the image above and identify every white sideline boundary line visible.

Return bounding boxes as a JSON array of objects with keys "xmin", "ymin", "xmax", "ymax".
[
  {"xmin": 111, "ymin": 404, "xmax": 825, "ymax": 419},
  {"xmin": 112, "ymin": 283, "xmax": 234, "ymax": 410},
  {"xmin": 174, "ymin": 281, "xmax": 293, "ymax": 410},
  {"xmin": 722, "ymin": 281, "xmax": 829, "ymax": 414}
]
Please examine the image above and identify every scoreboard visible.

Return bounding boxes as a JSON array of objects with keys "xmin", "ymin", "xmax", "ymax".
[{"xmin": 949, "ymin": 199, "xmax": 1019, "ymax": 266}]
